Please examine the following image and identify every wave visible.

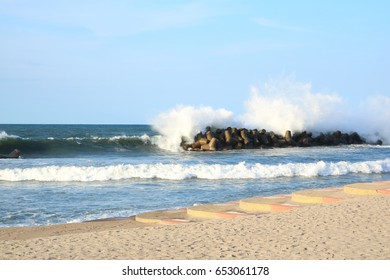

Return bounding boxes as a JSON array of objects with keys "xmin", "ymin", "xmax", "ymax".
[
  {"xmin": 0, "ymin": 131, "xmax": 19, "ymax": 139},
  {"xmin": 152, "ymin": 106, "xmax": 234, "ymax": 151},
  {"xmin": 1, "ymin": 159, "xmax": 389, "ymax": 182},
  {"xmin": 0, "ymin": 133, "xmax": 156, "ymax": 156}
]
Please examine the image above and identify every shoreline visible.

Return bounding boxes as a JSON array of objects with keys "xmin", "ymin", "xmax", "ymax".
[{"xmin": 1, "ymin": 181, "xmax": 390, "ymax": 260}]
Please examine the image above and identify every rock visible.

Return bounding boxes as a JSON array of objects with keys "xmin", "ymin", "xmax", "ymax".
[
  {"xmin": 294, "ymin": 131, "xmax": 312, "ymax": 147},
  {"xmin": 201, "ymin": 144, "xmax": 211, "ymax": 151},
  {"xmin": 194, "ymin": 132, "xmax": 205, "ymax": 143},
  {"xmin": 224, "ymin": 128, "xmax": 232, "ymax": 145},
  {"xmin": 258, "ymin": 132, "xmax": 270, "ymax": 146},
  {"xmin": 340, "ymin": 133, "xmax": 349, "ymax": 145},
  {"xmin": 208, "ymin": 137, "xmax": 218, "ymax": 151},
  {"xmin": 251, "ymin": 129, "xmax": 260, "ymax": 146},
  {"xmin": 270, "ymin": 131, "xmax": 287, "ymax": 147},
  {"xmin": 215, "ymin": 129, "xmax": 224, "ymax": 142},
  {"xmin": 206, "ymin": 131, "xmax": 214, "ymax": 141},
  {"xmin": 226, "ymin": 128, "xmax": 240, "ymax": 148},
  {"xmin": 181, "ymin": 143, "xmax": 192, "ymax": 150},
  {"xmin": 314, "ymin": 133, "xmax": 331, "ymax": 146},
  {"xmin": 331, "ymin": 131, "xmax": 342, "ymax": 145},
  {"xmin": 182, "ymin": 127, "xmax": 372, "ymax": 151},
  {"xmin": 180, "ymin": 136, "xmax": 192, "ymax": 150},
  {"xmin": 348, "ymin": 132, "xmax": 363, "ymax": 144},
  {"xmin": 240, "ymin": 129, "xmax": 252, "ymax": 146},
  {"xmin": 235, "ymin": 142, "xmax": 243, "ymax": 149},
  {"xmin": 192, "ymin": 137, "xmax": 208, "ymax": 149},
  {"xmin": 284, "ymin": 130, "xmax": 292, "ymax": 143},
  {"xmin": 284, "ymin": 130, "xmax": 296, "ymax": 146},
  {"xmin": 0, "ymin": 149, "xmax": 20, "ymax": 159}
]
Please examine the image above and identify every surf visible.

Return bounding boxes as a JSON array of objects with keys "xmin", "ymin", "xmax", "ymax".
[{"xmin": 1, "ymin": 158, "xmax": 389, "ymax": 182}]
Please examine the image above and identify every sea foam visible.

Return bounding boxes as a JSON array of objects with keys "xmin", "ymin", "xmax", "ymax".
[{"xmin": 1, "ymin": 159, "xmax": 389, "ymax": 182}]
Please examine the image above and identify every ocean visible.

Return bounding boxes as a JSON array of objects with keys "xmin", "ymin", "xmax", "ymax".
[{"xmin": 1, "ymin": 124, "xmax": 390, "ymax": 228}]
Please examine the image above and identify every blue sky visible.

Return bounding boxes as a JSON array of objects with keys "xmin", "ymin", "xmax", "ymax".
[{"xmin": 1, "ymin": 0, "xmax": 389, "ymax": 124}]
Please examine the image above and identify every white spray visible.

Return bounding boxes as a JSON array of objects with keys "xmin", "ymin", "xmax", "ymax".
[
  {"xmin": 240, "ymin": 77, "xmax": 344, "ymax": 135},
  {"xmin": 354, "ymin": 95, "xmax": 390, "ymax": 143},
  {"xmin": 152, "ymin": 76, "xmax": 389, "ymax": 151},
  {"xmin": 152, "ymin": 105, "xmax": 234, "ymax": 151}
]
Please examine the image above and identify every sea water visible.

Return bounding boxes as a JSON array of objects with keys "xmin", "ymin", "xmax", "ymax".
[{"xmin": 1, "ymin": 124, "xmax": 390, "ymax": 227}]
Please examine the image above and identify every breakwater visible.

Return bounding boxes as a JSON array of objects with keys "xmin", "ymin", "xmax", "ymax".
[{"xmin": 181, "ymin": 127, "xmax": 383, "ymax": 151}]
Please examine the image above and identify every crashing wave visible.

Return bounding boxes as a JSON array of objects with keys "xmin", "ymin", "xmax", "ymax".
[{"xmin": 1, "ymin": 159, "xmax": 389, "ymax": 182}]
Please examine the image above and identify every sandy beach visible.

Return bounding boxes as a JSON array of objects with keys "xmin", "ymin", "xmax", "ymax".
[{"xmin": 1, "ymin": 185, "xmax": 390, "ymax": 260}]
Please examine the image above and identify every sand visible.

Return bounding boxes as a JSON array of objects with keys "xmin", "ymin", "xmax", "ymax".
[{"xmin": 1, "ymin": 192, "xmax": 390, "ymax": 260}]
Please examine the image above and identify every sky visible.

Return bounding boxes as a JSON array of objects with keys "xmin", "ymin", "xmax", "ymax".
[{"xmin": 0, "ymin": 0, "xmax": 389, "ymax": 124}]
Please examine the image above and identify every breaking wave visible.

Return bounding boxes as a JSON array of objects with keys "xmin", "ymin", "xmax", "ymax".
[
  {"xmin": 0, "ymin": 133, "xmax": 156, "ymax": 157},
  {"xmin": 0, "ymin": 131, "xmax": 19, "ymax": 139},
  {"xmin": 1, "ymin": 159, "xmax": 389, "ymax": 182}
]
